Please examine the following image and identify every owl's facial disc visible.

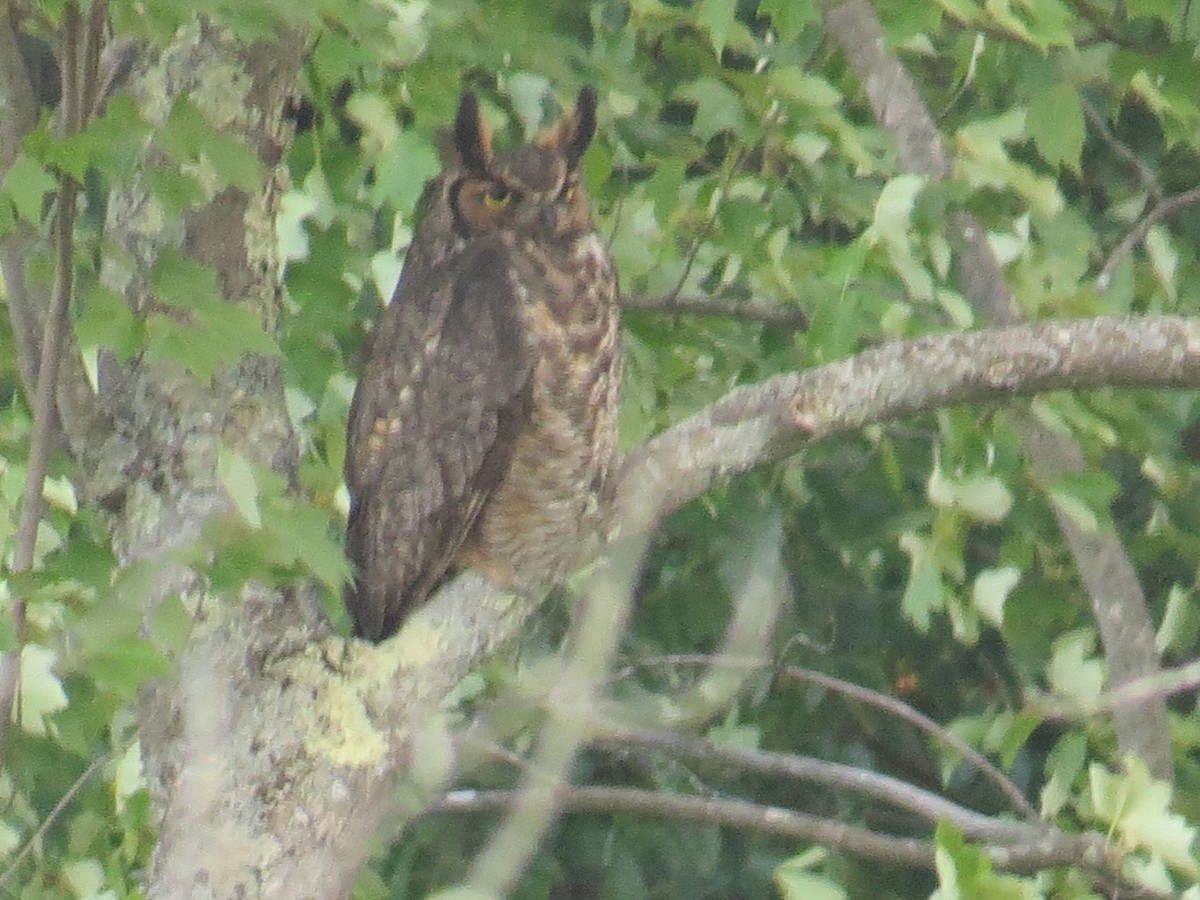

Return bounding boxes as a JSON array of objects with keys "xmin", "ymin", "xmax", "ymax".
[
  {"xmin": 451, "ymin": 172, "xmax": 593, "ymax": 240},
  {"xmin": 447, "ymin": 89, "xmax": 598, "ymax": 239}
]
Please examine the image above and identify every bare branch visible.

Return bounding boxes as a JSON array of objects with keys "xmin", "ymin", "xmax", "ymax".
[
  {"xmin": 1081, "ymin": 98, "xmax": 1163, "ymax": 203},
  {"xmin": 0, "ymin": 2, "xmax": 84, "ymax": 761},
  {"xmin": 622, "ymin": 293, "xmax": 809, "ymax": 329},
  {"xmin": 460, "ymin": 532, "xmax": 649, "ymax": 896},
  {"xmin": 617, "ymin": 654, "xmax": 1035, "ymax": 820},
  {"xmin": 0, "ymin": 6, "xmax": 46, "ymax": 392},
  {"xmin": 778, "ymin": 666, "xmax": 1038, "ymax": 820},
  {"xmin": 594, "ymin": 724, "xmax": 1035, "ymax": 844},
  {"xmin": 0, "ymin": 752, "xmax": 107, "ymax": 892},
  {"xmin": 431, "ymin": 786, "xmax": 1123, "ymax": 881},
  {"xmin": 1031, "ymin": 655, "xmax": 1200, "ymax": 720},
  {"xmin": 1096, "ymin": 185, "xmax": 1200, "ymax": 291}
]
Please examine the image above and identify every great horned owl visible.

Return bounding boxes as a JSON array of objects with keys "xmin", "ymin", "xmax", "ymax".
[{"xmin": 344, "ymin": 87, "xmax": 621, "ymax": 642}]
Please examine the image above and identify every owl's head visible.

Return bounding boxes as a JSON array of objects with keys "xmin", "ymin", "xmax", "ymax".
[{"xmin": 448, "ymin": 88, "xmax": 598, "ymax": 241}]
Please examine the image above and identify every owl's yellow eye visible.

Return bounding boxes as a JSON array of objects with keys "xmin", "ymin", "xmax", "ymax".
[
  {"xmin": 483, "ymin": 184, "xmax": 513, "ymax": 209},
  {"xmin": 560, "ymin": 180, "xmax": 578, "ymax": 203}
]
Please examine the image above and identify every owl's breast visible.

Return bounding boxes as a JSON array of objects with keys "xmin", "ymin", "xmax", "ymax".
[{"xmin": 457, "ymin": 232, "xmax": 621, "ymax": 589}]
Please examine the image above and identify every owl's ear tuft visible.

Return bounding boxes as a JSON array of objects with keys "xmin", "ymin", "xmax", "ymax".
[
  {"xmin": 566, "ymin": 86, "xmax": 597, "ymax": 169},
  {"xmin": 538, "ymin": 86, "xmax": 597, "ymax": 171},
  {"xmin": 454, "ymin": 91, "xmax": 492, "ymax": 175}
]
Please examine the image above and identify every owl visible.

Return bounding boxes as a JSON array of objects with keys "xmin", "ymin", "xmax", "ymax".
[{"xmin": 344, "ymin": 87, "xmax": 621, "ymax": 642}]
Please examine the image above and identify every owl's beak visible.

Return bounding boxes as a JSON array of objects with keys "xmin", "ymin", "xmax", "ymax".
[{"xmin": 518, "ymin": 202, "xmax": 558, "ymax": 233}]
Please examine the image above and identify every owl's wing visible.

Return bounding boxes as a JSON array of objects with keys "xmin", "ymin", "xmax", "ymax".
[{"xmin": 344, "ymin": 237, "xmax": 535, "ymax": 641}]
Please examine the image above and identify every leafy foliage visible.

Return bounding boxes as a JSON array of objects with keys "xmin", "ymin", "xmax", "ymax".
[{"xmin": 2, "ymin": 0, "xmax": 1200, "ymax": 897}]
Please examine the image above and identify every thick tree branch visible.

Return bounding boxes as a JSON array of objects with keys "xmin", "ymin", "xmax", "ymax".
[
  {"xmin": 117, "ymin": 307, "xmax": 1200, "ymax": 899},
  {"xmin": 818, "ymin": 0, "xmax": 1174, "ymax": 781},
  {"xmin": 617, "ymin": 315, "xmax": 1200, "ymax": 530}
]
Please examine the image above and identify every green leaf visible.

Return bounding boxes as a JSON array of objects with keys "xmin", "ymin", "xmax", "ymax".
[
  {"xmin": 1144, "ymin": 224, "xmax": 1179, "ymax": 302},
  {"xmin": 372, "ymin": 129, "xmax": 441, "ymax": 212},
  {"xmin": 1027, "ymin": 83, "xmax": 1084, "ymax": 172},
  {"xmin": 957, "ymin": 110, "xmax": 1065, "ymax": 217},
  {"xmin": 1, "ymin": 154, "xmax": 56, "ymax": 223},
  {"xmin": 675, "ymin": 78, "xmax": 746, "ymax": 141},
  {"xmin": 899, "ymin": 531, "xmax": 945, "ymax": 631},
  {"xmin": 706, "ymin": 718, "xmax": 760, "ymax": 751},
  {"xmin": 972, "ymin": 566, "xmax": 1019, "ymax": 627},
  {"xmin": 1090, "ymin": 756, "xmax": 1199, "ymax": 875},
  {"xmin": 19, "ymin": 644, "xmax": 68, "ymax": 735},
  {"xmin": 869, "ymin": 174, "xmax": 925, "ymax": 239},
  {"xmin": 976, "ymin": 0, "xmax": 1073, "ymax": 48},
  {"xmin": 426, "ymin": 888, "xmax": 499, "ymax": 900},
  {"xmin": 61, "ymin": 859, "xmax": 107, "ymax": 898},
  {"xmin": 145, "ymin": 164, "xmax": 208, "ymax": 214},
  {"xmin": 757, "ymin": 0, "xmax": 817, "ymax": 42},
  {"xmin": 158, "ymin": 97, "xmax": 219, "ymax": 163},
  {"xmin": 311, "ymin": 27, "xmax": 376, "ymax": 85},
  {"xmin": 1047, "ymin": 471, "xmax": 1119, "ymax": 533},
  {"xmin": 151, "ymin": 245, "xmax": 222, "ymax": 309},
  {"xmin": 773, "ymin": 869, "xmax": 846, "ymax": 900},
  {"xmin": 927, "ymin": 468, "xmax": 1013, "ymax": 522},
  {"xmin": 82, "ymin": 635, "xmax": 172, "ymax": 701},
  {"xmin": 934, "ymin": 821, "xmax": 1042, "ymax": 898},
  {"xmin": 1041, "ymin": 731, "xmax": 1087, "ymax": 818},
  {"xmin": 696, "ymin": 0, "xmax": 737, "ymax": 56},
  {"xmin": 145, "ymin": 300, "xmax": 279, "ymax": 379},
  {"xmin": 75, "ymin": 284, "xmax": 143, "ymax": 359},
  {"xmin": 218, "ymin": 444, "xmax": 262, "ymax": 528},
  {"xmin": 33, "ymin": 93, "xmax": 147, "ymax": 182},
  {"xmin": 345, "ymin": 91, "xmax": 401, "ymax": 157},
  {"xmin": 1155, "ymin": 584, "xmax": 1198, "ymax": 654},
  {"xmin": 1046, "ymin": 630, "xmax": 1104, "ymax": 706},
  {"xmin": 144, "ymin": 249, "xmax": 279, "ymax": 376},
  {"xmin": 262, "ymin": 499, "xmax": 351, "ymax": 594},
  {"xmin": 113, "ymin": 741, "xmax": 145, "ymax": 815},
  {"xmin": 203, "ymin": 131, "xmax": 263, "ymax": 192},
  {"xmin": 149, "ymin": 594, "xmax": 192, "ymax": 653},
  {"xmin": 717, "ymin": 197, "xmax": 767, "ymax": 255}
]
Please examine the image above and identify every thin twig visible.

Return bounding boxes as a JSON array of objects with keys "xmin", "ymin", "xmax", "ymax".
[
  {"xmin": 1066, "ymin": 0, "xmax": 1141, "ymax": 48},
  {"xmin": 80, "ymin": 0, "xmax": 107, "ymax": 118},
  {"xmin": 622, "ymin": 293, "xmax": 809, "ymax": 328},
  {"xmin": 594, "ymin": 724, "xmax": 1036, "ymax": 843},
  {"xmin": 431, "ymin": 785, "xmax": 1126, "ymax": 882},
  {"xmin": 0, "ymin": 752, "xmax": 107, "ymax": 892},
  {"xmin": 0, "ymin": 2, "xmax": 82, "ymax": 759},
  {"xmin": 459, "ymin": 523, "xmax": 651, "ymax": 895},
  {"xmin": 1081, "ymin": 98, "xmax": 1162, "ymax": 202},
  {"xmin": 0, "ymin": 8, "xmax": 48, "ymax": 391},
  {"xmin": 1095, "ymin": 185, "xmax": 1200, "ymax": 290},
  {"xmin": 779, "ymin": 666, "xmax": 1038, "ymax": 820},
  {"xmin": 1030, "ymin": 655, "xmax": 1200, "ymax": 720},
  {"xmin": 615, "ymin": 655, "xmax": 1035, "ymax": 819}
]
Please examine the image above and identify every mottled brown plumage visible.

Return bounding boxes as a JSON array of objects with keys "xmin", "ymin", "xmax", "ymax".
[{"xmin": 344, "ymin": 88, "xmax": 621, "ymax": 641}]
